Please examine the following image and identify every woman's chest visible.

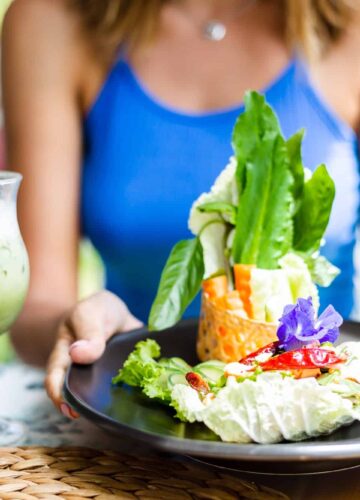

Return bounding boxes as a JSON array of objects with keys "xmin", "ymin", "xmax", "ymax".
[{"xmin": 81, "ymin": 77, "xmax": 359, "ymax": 258}]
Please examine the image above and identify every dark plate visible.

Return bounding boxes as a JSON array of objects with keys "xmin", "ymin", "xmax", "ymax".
[{"xmin": 64, "ymin": 319, "xmax": 360, "ymax": 474}]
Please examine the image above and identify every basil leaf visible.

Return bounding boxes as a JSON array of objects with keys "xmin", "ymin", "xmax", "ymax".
[
  {"xmin": 231, "ymin": 92, "xmax": 294, "ymax": 268},
  {"xmin": 148, "ymin": 238, "xmax": 204, "ymax": 331},
  {"xmin": 293, "ymin": 164, "xmax": 335, "ymax": 253},
  {"xmin": 286, "ymin": 129, "xmax": 305, "ymax": 207},
  {"xmin": 197, "ymin": 201, "xmax": 237, "ymax": 225}
]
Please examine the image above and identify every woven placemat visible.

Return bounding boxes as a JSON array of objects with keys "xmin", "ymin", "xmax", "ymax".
[{"xmin": 0, "ymin": 447, "xmax": 289, "ymax": 500}]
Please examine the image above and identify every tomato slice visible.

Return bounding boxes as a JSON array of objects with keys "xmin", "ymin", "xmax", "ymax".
[{"xmin": 260, "ymin": 348, "xmax": 344, "ymax": 371}]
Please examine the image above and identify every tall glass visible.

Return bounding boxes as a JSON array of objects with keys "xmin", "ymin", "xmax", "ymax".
[{"xmin": 0, "ymin": 172, "xmax": 29, "ymax": 444}]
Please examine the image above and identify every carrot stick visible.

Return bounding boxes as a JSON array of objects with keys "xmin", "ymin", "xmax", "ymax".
[
  {"xmin": 202, "ymin": 274, "xmax": 228, "ymax": 299},
  {"xmin": 233, "ymin": 264, "xmax": 254, "ymax": 318}
]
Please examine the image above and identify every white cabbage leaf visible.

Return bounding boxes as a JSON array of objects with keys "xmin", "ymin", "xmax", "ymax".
[
  {"xmin": 279, "ymin": 252, "xmax": 319, "ymax": 312},
  {"xmin": 250, "ymin": 269, "xmax": 293, "ymax": 322},
  {"xmin": 171, "ymin": 371, "xmax": 358, "ymax": 444}
]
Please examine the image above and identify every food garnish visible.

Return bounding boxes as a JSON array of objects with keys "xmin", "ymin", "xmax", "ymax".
[
  {"xmin": 277, "ymin": 296, "xmax": 343, "ymax": 351},
  {"xmin": 148, "ymin": 91, "xmax": 339, "ymax": 332},
  {"xmin": 113, "ymin": 92, "xmax": 356, "ymax": 445}
]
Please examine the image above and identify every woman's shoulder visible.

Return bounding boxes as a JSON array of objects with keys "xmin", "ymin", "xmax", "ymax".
[
  {"xmin": 2, "ymin": 0, "xmax": 102, "ymax": 105},
  {"xmin": 3, "ymin": 0, "xmax": 79, "ymax": 42},
  {"xmin": 2, "ymin": 0, "xmax": 97, "ymax": 74}
]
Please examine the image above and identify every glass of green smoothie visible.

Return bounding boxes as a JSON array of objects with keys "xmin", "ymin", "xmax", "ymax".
[{"xmin": 0, "ymin": 171, "xmax": 29, "ymax": 444}]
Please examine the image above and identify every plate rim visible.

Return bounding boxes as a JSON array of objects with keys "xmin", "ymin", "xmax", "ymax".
[{"xmin": 64, "ymin": 318, "xmax": 360, "ymax": 463}]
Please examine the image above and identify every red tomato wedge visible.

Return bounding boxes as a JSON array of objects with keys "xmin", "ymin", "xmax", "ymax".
[{"xmin": 260, "ymin": 348, "xmax": 344, "ymax": 371}]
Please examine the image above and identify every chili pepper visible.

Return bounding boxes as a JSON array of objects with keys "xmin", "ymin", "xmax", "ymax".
[
  {"xmin": 260, "ymin": 348, "xmax": 344, "ymax": 371},
  {"xmin": 240, "ymin": 342, "xmax": 279, "ymax": 365},
  {"xmin": 186, "ymin": 372, "xmax": 210, "ymax": 395}
]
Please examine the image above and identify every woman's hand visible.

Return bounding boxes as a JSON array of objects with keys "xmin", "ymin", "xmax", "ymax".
[{"xmin": 45, "ymin": 290, "xmax": 143, "ymax": 418}]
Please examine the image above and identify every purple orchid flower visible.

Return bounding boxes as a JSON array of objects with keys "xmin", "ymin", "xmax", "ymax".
[{"xmin": 277, "ymin": 297, "xmax": 343, "ymax": 351}]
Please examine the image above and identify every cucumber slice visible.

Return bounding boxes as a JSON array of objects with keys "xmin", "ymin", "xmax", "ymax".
[
  {"xmin": 158, "ymin": 357, "xmax": 192, "ymax": 373},
  {"xmin": 168, "ymin": 372, "xmax": 187, "ymax": 387},
  {"xmin": 168, "ymin": 357, "xmax": 192, "ymax": 372},
  {"xmin": 194, "ymin": 360, "xmax": 226, "ymax": 384}
]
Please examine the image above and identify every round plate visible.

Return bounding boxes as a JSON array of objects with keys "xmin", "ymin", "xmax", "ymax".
[{"xmin": 64, "ymin": 319, "xmax": 360, "ymax": 474}]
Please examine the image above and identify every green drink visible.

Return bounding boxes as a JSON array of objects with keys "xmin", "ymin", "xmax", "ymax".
[
  {"xmin": 0, "ymin": 238, "xmax": 29, "ymax": 333},
  {"xmin": 0, "ymin": 173, "xmax": 29, "ymax": 334},
  {"xmin": 0, "ymin": 172, "xmax": 29, "ymax": 445}
]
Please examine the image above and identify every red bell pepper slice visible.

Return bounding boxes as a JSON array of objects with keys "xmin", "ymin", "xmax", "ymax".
[
  {"xmin": 186, "ymin": 372, "xmax": 210, "ymax": 395},
  {"xmin": 240, "ymin": 342, "xmax": 279, "ymax": 365},
  {"xmin": 260, "ymin": 348, "xmax": 344, "ymax": 371}
]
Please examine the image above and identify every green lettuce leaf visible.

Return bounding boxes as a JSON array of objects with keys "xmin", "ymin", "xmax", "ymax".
[
  {"xmin": 112, "ymin": 339, "xmax": 161, "ymax": 387},
  {"xmin": 293, "ymin": 164, "xmax": 335, "ymax": 253},
  {"xmin": 286, "ymin": 129, "xmax": 305, "ymax": 209},
  {"xmin": 112, "ymin": 339, "xmax": 189, "ymax": 402},
  {"xmin": 231, "ymin": 92, "xmax": 294, "ymax": 268},
  {"xmin": 148, "ymin": 238, "xmax": 204, "ymax": 331},
  {"xmin": 113, "ymin": 340, "xmax": 226, "ymax": 404},
  {"xmin": 304, "ymin": 254, "xmax": 340, "ymax": 287}
]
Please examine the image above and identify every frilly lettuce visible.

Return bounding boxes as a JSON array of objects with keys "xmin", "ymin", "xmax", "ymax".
[
  {"xmin": 112, "ymin": 339, "xmax": 186, "ymax": 402},
  {"xmin": 112, "ymin": 339, "xmax": 161, "ymax": 388},
  {"xmin": 113, "ymin": 339, "xmax": 225, "ymax": 403}
]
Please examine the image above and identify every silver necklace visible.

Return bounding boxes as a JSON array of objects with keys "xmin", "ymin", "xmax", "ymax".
[{"xmin": 201, "ymin": 0, "xmax": 257, "ymax": 41}]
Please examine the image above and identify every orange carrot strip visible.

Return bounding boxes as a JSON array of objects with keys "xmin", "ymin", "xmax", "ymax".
[
  {"xmin": 202, "ymin": 275, "xmax": 228, "ymax": 299},
  {"xmin": 224, "ymin": 290, "xmax": 244, "ymax": 311},
  {"xmin": 233, "ymin": 264, "xmax": 254, "ymax": 319}
]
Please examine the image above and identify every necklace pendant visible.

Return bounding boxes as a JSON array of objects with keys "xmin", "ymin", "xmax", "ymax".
[{"xmin": 203, "ymin": 21, "xmax": 226, "ymax": 41}]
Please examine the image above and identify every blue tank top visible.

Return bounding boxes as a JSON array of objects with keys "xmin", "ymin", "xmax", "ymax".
[{"xmin": 81, "ymin": 56, "xmax": 360, "ymax": 322}]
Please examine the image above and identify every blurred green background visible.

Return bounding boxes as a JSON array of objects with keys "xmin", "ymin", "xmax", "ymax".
[{"xmin": 0, "ymin": 0, "xmax": 12, "ymax": 26}]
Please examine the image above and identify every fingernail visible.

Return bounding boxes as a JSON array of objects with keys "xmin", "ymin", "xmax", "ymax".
[
  {"xmin": 60, "ymin": 402, "xmax": 79, "ymax": 419},
  {"xmin": 69, "ymin": 407, "xmax": 80, "ymax": 419},
  {"xmin": 69, "ymin": 339, "xmax": 89, "ymax": 353}
]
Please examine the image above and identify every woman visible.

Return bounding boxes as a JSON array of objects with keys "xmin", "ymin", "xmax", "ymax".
[{"xmin": 2, "ymin": 0, "xmax": 360, "ymax": 418}]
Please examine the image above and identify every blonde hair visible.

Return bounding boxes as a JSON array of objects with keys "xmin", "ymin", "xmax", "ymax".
[{"xmin": 68, "ymin": 0, "xmax": 357, "ymax": 58}]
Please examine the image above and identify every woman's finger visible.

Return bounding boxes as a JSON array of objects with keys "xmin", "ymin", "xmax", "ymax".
[{"xmin": 44, "ymin": 322, "xmax": 73, "ymax": 409}]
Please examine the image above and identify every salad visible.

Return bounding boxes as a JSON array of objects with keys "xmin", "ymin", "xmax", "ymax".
[
  {"xmin": 148, "ymin": 91, "xmax": 339, "ymax": 358},
  {"xmin": 113, "ymin": 297, "xmax": 360, "ymax": 444},
  {"xmin": 112, "ymin": 91, "xmax": 354, "ymax": 445}
]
